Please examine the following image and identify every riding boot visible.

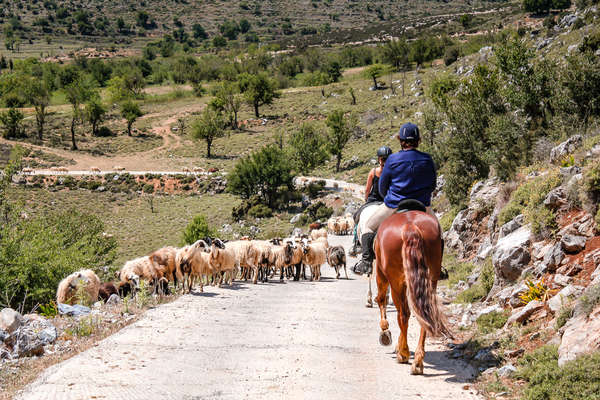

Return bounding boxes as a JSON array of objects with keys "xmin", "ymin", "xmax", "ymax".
[{"xmin": 352, "ymin": 232, "xmax": 375, "ymax": 276}]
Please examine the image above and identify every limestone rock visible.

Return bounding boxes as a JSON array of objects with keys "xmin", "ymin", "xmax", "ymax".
[
  {"xmin": 497, "ymin": 364, "xmax": 517, "ymax": 377},
  {"xmin": 550, "ymin": 135, "xmax": 583, "ymax": 163},
  {"xmin": 492, "ymin": 226, "xmax": 532, "ymax": 282},
  {"xmin": 58, "ymin": 303, "xmax": 91, "ymax": 318},
  {"xmin": 558, "ymin": 305, "xmax": 600, "ymax": 366},
  {"xmin": 561, "ymin": 234, "xmax": 587, "ymax": 254},
  {"xmin": 10, "ymin": 315, "xmax": 57, "ymax": 358},
  {"xmin": 506, "ymin": 300, "xmax": 544, "ymax": 325},
  {"xmin": 542, "ymin": 243, "xmax": 565, "ymax": 273},
  {"xmin": 553, "ymin": 274, "xmax": 572, "ymax": 287},
  {"xmin": 548, "ymin": 285, "xmax": 584, "ymax": 313},
  {"xmin": 498, "ymin": 215, "xmax": 524, "ymax": 239},
  {"xmin": 106, "ymin": 293, "xmax": 121, "ymax": 305},
  {"xmin": 544, "ymin": 187, "xmax": 566, "ymax": 209},
  {"xmin": 0, "ymin": 308, "xmax": 23, "ymax": 334}
]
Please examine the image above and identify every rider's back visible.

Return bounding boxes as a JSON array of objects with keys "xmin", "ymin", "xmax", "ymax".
[{"xmin": 379, "ymin": 149, "xmax": 436, "ymax": 208}]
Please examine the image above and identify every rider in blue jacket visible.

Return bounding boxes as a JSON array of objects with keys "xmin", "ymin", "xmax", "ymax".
[{"xmin": 352, "ymin": 122, "xmax": 438, "ymax": 275}]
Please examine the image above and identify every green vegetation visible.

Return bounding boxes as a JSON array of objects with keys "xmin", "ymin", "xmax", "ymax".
[
  {"xmin": 443, "ymin": 253, "xmax": 477, "ymax": 286},
  {"xmin": 456, "ymin": 258, "xmax": 494, "ymax": 303},
  {"xmin": 497, "ymin": 173, "xmax": 561, "ymax": 237},
  {"xmin": 579, "ymin": 284, "xmax": 600, "ymax": 317},
  {"xmin": 555, "ymin": 305, "xmax": 574, "ymax": 329},
  {"xmin": 183, "ymin": 214, "xmax": 216, "ymax": 245},
  {"xmin": 476, "ymin": 311, "xmax": 509, "ymax": 334},
  {"xmin": 516, "ymin": 345, "xmax": 600, "ymax": 400}
]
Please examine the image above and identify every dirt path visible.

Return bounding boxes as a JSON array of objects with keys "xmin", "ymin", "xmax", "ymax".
[
  {"xmin": 0, "ymin": 102, "xmax": 205, "ymax": 171},
  {"xmin": 16, "ymin": 235, "xmax": 480, "ymax": 400}
]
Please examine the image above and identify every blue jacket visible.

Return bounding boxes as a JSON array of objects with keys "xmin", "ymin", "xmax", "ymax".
[{"xmin": 378, "ymin": 149, "xmax": 437, "ymax": 208}]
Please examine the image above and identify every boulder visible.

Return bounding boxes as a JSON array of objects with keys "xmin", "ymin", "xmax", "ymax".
[
  {"xmin": 548, "ymin": 285, "xmax": 584, "ymax": 313},
  {"xmin": 541, "ymin": 243, "xmax": 565, "ymax": 274},
  {"xmin": 10, "ymin": 316, "xmax": 57, "ymax": 358},
  {"xmin": 58, "ymin": 303, "xmax": 91, "ymax": 318},
  {"xmin": 543, "ymin": 187, "xmax": 566, "ymax": 209},
  {"xmin": 558, "ymin": 304, "xmax": 600, "ymax": 366},
  {"xmin": 506, "ymin": 300, "xmax": 544, "ymax": 325},
  {"xmin": 498, "ymin": 215, "xmax": 524, "ymax": 239},
  {"xmin": 290, "ymin": 213, "xmax": 302, "ymax": 224},
  {"xmin": 470, "ymin": 178, "xmax": 500, "ymax": 204},
  {"xmin": 550, "ymin": 135, "xmax": 583, "ymax": 163},
  {"xmin": 561, "ymin": 234, "xmax": 587, "ymax": 254},
  {"xmin": 0, "ymin": 308, "xmax": 23, "ymax": 334},
  {"xmin": 553, "ymin": 274, "xmax": 572, "ymax": 287},
  {"xmin": 106, "ymin": 293, "xmax": 121, "ymax": 305},
  {"xmin": 476, "ymin": 237, "xmax": 493, "ymax": 261},
  {"xmin": 556, "ymin": 262, "xmax": 582, "ymax": 277},
  {"xmin": 492, "ymin": 226, "xmax": 532, "ymax": 282},
  {"xmin": 0, "ymin": 329, "xmax": 8, "ymax": 343},
  {"xmin": 559, "ymin": 166, "xmax": 581, "ymax": 178},
  {"xmin": 497, "ymin": 364, "xmax": 517, "ymax": 378},
  {"xmin": 476, "ymin": 304, "xmax": 504, "ymax": 320}
]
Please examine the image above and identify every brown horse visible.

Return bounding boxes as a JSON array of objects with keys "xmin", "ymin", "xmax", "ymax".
[{"xmin": 373, "ymin": 211, "xmax": 452, "ymax": 375}]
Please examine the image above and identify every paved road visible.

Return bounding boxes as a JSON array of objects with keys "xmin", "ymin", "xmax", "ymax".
[{"xmin": 17, "ymin": 236, "xmax": 480, "ymax": 400}]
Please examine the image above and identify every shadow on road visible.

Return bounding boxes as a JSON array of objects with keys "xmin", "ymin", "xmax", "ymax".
[
  {"xmin": 189, "ymin": 291, "xmax": 219, "ymax": 297},
  {"xmin": 381, "ymin": 349, "xmax": 477, "ymax": 383}
]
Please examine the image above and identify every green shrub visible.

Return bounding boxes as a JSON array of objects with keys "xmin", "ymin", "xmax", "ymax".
[
  {"xmin": 595, "ymin": 208, "xmax": 600, "ymax": 232},
  {"xmin": 456, "ymin": 258, "xmax": 494, "ymax": 303},
  {"xmin": 579, "ymin": 284, "xmax": 600, "ymax": 317},
  {"xmin": 584, "ymin": 160, "xmax": 600, "ymax": 203},
  {"xmin": 443, "ymin": 252, "xmax": 476, "ymax": 286},
  {"xmin": 248, "ymin": 204, "xmax": 273, "ymax": 218},
  {"xmin": 555, "ymin": 305, "xmax": 573, "ymax": 329},
  {"xmin": 498, "ymin": 173, "xmax": 561, "ymax": 236},
  {"xmin": 182, "ymin": 214, "xmax": 215, "ymax": 245},
  {"xmin": 476, "ymin": 310, "xmax": 509, "ymax": 334},
  {"xmin": 305, "ymin": 200, "xmax": 333, "ymax": 221},
  {"xmin": 0, "ymin": 210, "xmax": 117, "ymax": 311},
  {"xmin": 305, "ymin": 180, "xmax": 326, "ymax": 198},
  {"xmin": 516, "ymin": 345, "xmax": 600, "ymax": 400},
  {"xmin": 142, "ymin": 183, "xmax": 154, "ymax": 193}
]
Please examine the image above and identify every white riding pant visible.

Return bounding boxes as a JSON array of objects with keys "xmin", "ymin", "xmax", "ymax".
[{"xmin": 364, "ymin": 203, "xmax": 437, "ymax": 235}]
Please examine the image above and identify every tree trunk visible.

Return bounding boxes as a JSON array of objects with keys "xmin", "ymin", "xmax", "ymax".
[
  {"xmin": 36, "ymin": 106, "xmax": 45, "ymax": 141},
  {"xmin": 70, "ymin": 117, "xmax": 77, "ymax": 150},
  {"xmin": 92, "ymin": 122, "xmax": 98, "ymax": 136},
  {"xmin": 233, "ymin": 110, "xmax": 238, "ymax": 130},
  {"xmin": 372, "ymin": 76, "xmax": 378, "ymax": 89},
  {"xmin": 336, "ymin": 154, "xmax": 341, "ymax": 172},
  {"xmin": 402, "ymin": 71, "xmax": 406, "ymax": 97},
  {"xmin": 127, "ymin": 122, "xmax": 132, "ymax": 136},
  {"xmin": 254, "ymin": 103, "xmax": 260, "ymax": 118},
  {"xmin": 206, "ymin": 138, "xmax": 212, "ymax": 158},
  {"xmin": 350, "ymin": 91, "xmax": 356, "ymax": 105}
]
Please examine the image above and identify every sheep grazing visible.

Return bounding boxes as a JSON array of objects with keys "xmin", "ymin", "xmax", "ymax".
[
  {"xmin": 113, "ymin": 166, "xmax": 125, "ymax": 171},
  {"xmin": 302, "ymin": 240, "xmax": 327, "ymax": 281},
  {"xmin": 310, "ymin": 228, "xmax": 327, "ymax": 241},
  {"xmin": 224, "ymin": 240, "xmax": 255, "ymax": 282},
  {"xmin": 287, "ymin": 238, "xmax": 306, "ymax": 281},
  {"xmin": 327, "ymin": 216, "xmax": 354, "ymax": 235},
  {"xmin": 90, "ymin": 166, "xmax": 101, "ymax": 173},
  {"xmin": 57, "ymin": 167, "xmax": 69, "ymax": 173},
  {"xmin": 22, "ymin": 167, "xmax": 33, "ymax": 174},
  {"xmin": 182, "ymin": 167, "xmax": 191, "ymax": 173},
  {"xmin": 56, "ymin": 269, "xmax": 101, "ymax": 305},
  {"xmin": 99, "ymin": 282, "xmax": 118, "ymax": 302},
  {"xmin": 309, "ymin": 222, "xmax": 323, "ymax": 231},
  {"xmin": 193, "ymin": 167, "xmax": 204, "ymax": 173},
  {"xmin": 326, "ymin": 245, "xmax": 348, "ymax": 279}
]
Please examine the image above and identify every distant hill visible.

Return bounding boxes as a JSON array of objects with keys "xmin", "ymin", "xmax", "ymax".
[{"xmin": 1, "ymin": 0, "xmax": 512, "ymax": 52}]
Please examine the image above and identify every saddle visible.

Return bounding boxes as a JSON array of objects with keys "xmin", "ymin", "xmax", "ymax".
[{"xmin": 395, "ymin": 199, "xmax": 427, "ymax": 213}]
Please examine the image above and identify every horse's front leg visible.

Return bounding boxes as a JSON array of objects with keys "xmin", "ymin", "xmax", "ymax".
[
  {"xmin": 375, "ymin": 264, "xmax": 391, "ymax": 346},
  {"xmin": 411, "ymin": 327, "xmax": 426, "ymax": 375}
]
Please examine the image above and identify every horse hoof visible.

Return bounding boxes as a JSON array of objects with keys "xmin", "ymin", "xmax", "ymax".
[
  {"xmin": 410, "ymin": 364, "xmax": 423, "ymax": 375},
  {"xmin": 365, "ymin": 301, "xmax": 373, "ymax": 308},
  {"xmin": 379, "ymin": 330, "xmax": 392, "ymax": 346}
]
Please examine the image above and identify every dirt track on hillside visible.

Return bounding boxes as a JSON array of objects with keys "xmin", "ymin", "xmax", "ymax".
[{"xmin": 16, "ymin": 235, "xmax": 480, "ymax": 400}]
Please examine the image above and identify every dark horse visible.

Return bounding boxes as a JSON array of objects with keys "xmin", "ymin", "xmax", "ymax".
[{"xmin": 373, "ymin": 210, "xmax": 452, "ymax": 375}]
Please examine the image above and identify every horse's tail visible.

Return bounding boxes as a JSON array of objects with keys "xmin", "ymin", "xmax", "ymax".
[{"xmin": 401, "ymin": 225, "xmax": 452, "ymax": 339}]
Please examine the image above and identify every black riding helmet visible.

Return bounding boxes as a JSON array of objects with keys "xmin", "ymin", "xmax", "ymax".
[{"xmin": 376, "ymin": 146, "xmax": 392, "ymax": 160}]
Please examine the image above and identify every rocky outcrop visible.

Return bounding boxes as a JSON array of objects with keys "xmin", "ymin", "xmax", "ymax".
[
  {"xmin": 492, "ymin": 226, "xmax": 532, "ymax": 282},
  {"xmin": 561, "ymin": 234, "xmax": 587, "ymax": 254},
  {"xmin": 550, "ymin": 135, "xmax": 583, "ymax": 163},
  {"xmin": 506, "ymin": 300, "xmax": 544, "ymax": 325},
  {"xmin": 0, "ymin": 309, "xmax": 57, "ymax": 359},
  {"xmin": 548, "ymin": 285, "xmax": 584, "ymax": 313},
  {"xmin": 558, "ymin": 303, "xmax": 600, "ymax": 366}
]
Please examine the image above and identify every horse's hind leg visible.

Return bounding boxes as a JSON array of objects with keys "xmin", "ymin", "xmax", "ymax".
[
  {"xmin": 411, "ymin": 327, "xmax": 427, "ymax": 375},
  {"xmin": 376, "ymin": 266, "xmax": 392, "ymax": 346},
  {"xmin": 390, "ymin": 284, "xmax": 410, "ymax": 363}
]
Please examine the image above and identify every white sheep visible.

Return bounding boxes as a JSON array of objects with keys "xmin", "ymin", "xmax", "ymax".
[
  {"xmin": 56, "ymin": 269, "xmax": 101, "ymax": 305},
  {"xmin": 302, "ymin": 240, "xmax": 327, "ymax": 281}
]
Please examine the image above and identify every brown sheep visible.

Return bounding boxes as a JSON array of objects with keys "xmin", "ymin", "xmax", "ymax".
[
  {"xmin": 326, "ymin": 245, "xmax": 348, "ymax": 279},
  {"xmin": 250, "ymin": 240, "xmax": 273, "ymax": 284},
  {"xmin": 178, "ymin": 240, "xmax": 212, "ymax": 293},
  {"xmin": 226, "ymin": 240, "xmax": 256, "ymax": 281},
  {"xmin": 310, "ymin": 228, "xmax": 327, "ymax": 241},
  {"xmin": 209, "ymin": 243, "xmax": 237, "ymax": 286},
  {"xmin": 99, "ymin": 282, "xmax": 118, "ymax": 302},
  {"xmin": 56, "ymin": 269, "xmax": 101, "ymax": 305},
  {"xmin": 268, "ymin": 242, "xmax": 294, "ymax": 281},
  {"xmin": 149, "ymin": 246, "xmax": 182, "ymax": 290},
  {"xmin": 302, "ymin": 241, "xmax": 327, "ymax": 281}
]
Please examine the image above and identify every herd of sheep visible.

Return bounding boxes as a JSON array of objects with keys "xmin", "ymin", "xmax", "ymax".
[{"xmin": 56, "ymin": 227, "xmax": 350, "ymax": 306}]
